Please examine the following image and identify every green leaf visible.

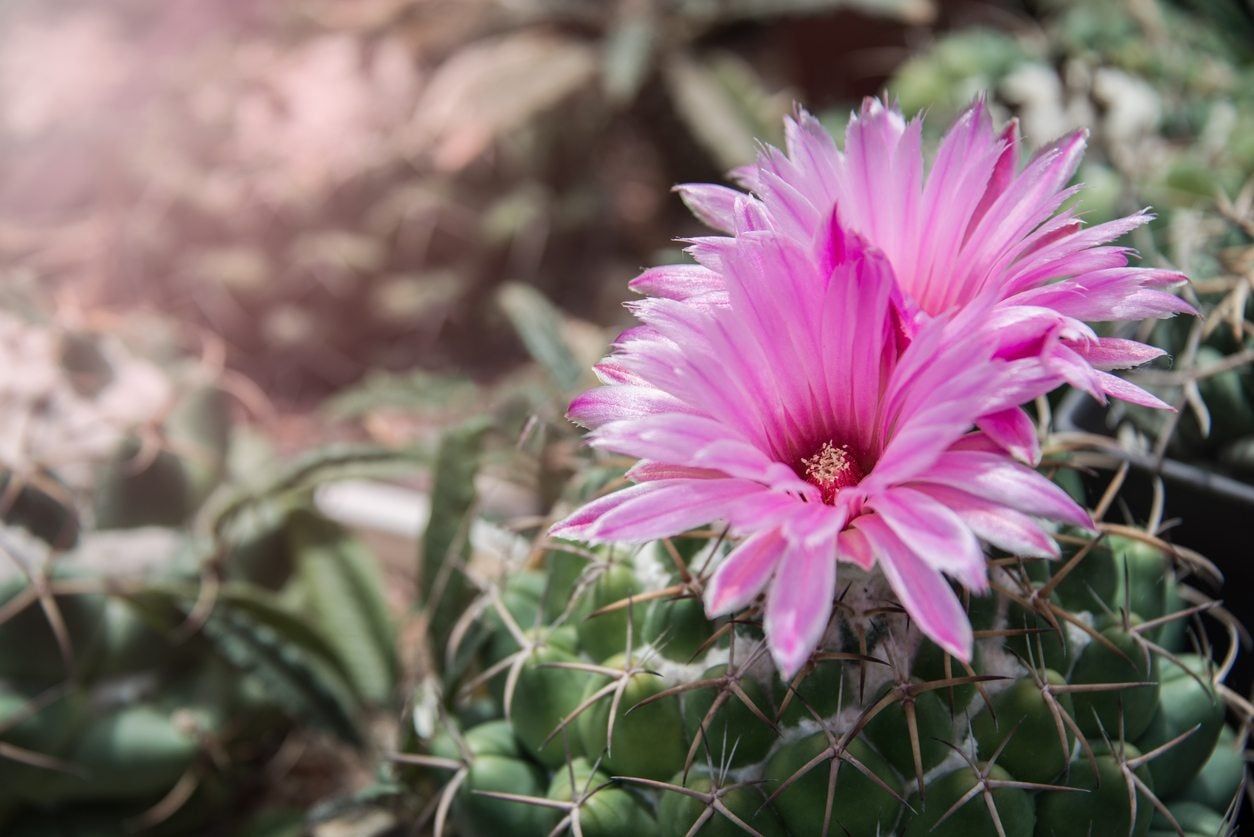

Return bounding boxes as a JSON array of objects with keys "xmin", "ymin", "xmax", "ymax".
[
  {"xmin": 603, "ymin": 15, "xmax": 656, "ymax": 103},
  {"xmin": 287, "ymin": 511, "xmax": 398, "ymax": 706},
  {"xmin": 419, "ymin": 418, "xmax": 491, "ymax": 659},
  {"xmin": 496, "ymin": 282, "xmax": 583, "ymax": 392},
  {"xmin": 663, "ymin": 53, "xmax": 788, "ymax": 171},
  {"xmin": 210, "ymin": 443, "xmax": 421, "ymax": 542},
  {"xmin": 122, "ymin": 583, "xmax": 363, "ymax": 745}
]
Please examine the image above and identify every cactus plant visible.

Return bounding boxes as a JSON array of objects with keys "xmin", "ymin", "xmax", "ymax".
[
  {"xmin": 396, "ymin": 469, "xmax": 1249, "ymax": 835},
  {"xmin": 0, "ymin": 310, "xmax": 398, "ymax": 833},
  {"xmin": 391, "ymin": 78, "xmax": 1249, "ymax": 836}
]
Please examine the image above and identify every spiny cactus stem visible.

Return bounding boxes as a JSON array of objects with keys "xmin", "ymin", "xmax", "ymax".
[
  {"xmin": 457, "ymin": 649, "xmax": 519, "ymax": 703},
  {"xmin": 489, "ymin": 587, "xmax": 531, "ymax": 645},
  {"xmin": 989, "ymin": 578, "xmax": 1061, "ymax": 635},
  {"xmin": 0, "ymin": 684, "xmax": 69, "ymax": 736},
  {"xmin": 1095, "ymin": 523, "xmax": 1223, "ymax": 583},
  {"xmin": 538, "ymin": 659, "xmax": 661, "ymax": 751},
  {"xmin": 688, "ymin": 524, "xmax": 732, "ymax": 578},
  {"xmin": 1024, "ymin": 666, "xmax": 1100, "ymax": 779},
  {"xmin": 29, "ymin": 569, "xmax": 76, "ymax": 673},
  {"xmin": 470, "ymin": 790, "xmax": 573, "ymax": 812},
  {"xmin": 1049, "ymin": 681, "xmax": 1158, "ymax": 694},
  {"xmin": 917, "ymin": 674, "xmax": 1007, "ymax": 694},
  {"xmin": 125, "ymin": 767, "xmax": 202, "ymax": 832},
  {"xmin": 1007, "ymin": 577, "xmax": 1129, "ymax": 659},
  {"xmin": 388, "ymin": 752, "xmax": 464, "ymax": 772},
  {"xmin": 628, "ymin": 676, "xmax": 724, "ymax": 711},
  {"xmin": 687, "ymin": 618, "xmax": 737, "ymax": 661},
  {"xmin": 902, "ymin": 695, "xmax": 926, "ymax": 798},
  {"xmin": 172, "ymin": 565, "xmax": 220, "ymax": 643},
  {"xmin": 0, "ymin": 579, "xmax": 39, "ymax": 629},
  {"xmin": 1093, "ymin": 462, "xmax": 1129, "ymax": 522},
  {"xmin": 1120, "ymin": 763, "xmax": 1185, "ymax": 837},
  {"xmin": 677, "ymin": 680, "xmax": 778, "ymax": 778},
  {"xmin": 1100, "ymin": 730, "xmax": 1198, "ymax": 837},
  {"xmin": 1179, "ymin": 585, "xmax": 1247, "ymax": 671},
  {"xmin": 934, "ymin": 738, "xmax": 1082, "ymax": 837},
  {"xmin": 657, "ymin": 537, "xmax": 695, "ymax": 582},
  {"xmin": 1132, "ymin": 599, "xmax": 1218, "ymax": 634},
  {"xmin": 0, "ymin": 740, "xmax": 81, "ymax": 774},
  {"xmin": 474, "ymin": 767, "xmax": 618, "ymax": 837},
  {"xmin": 1033, "ymin": 531, "xmax": 1108, "ymax": 603},
  {"xmin": 762, "ymin": 688, "xmax": 912, "ymax": 816},
  {"xmin": 455, "ymin": 590, "xmax": 547, "ymax": 710},
  {"xmin": 968, "ymin": 624, "xmax": 1048, "ymax": 637},
  {"xmin": 433, "ymin": 767, "xmax": 469, "ymax": 837},
  {"xmin": 1216, "ymin": 682, "xmax": 1254, "ymax": 717},
  {"xmin": 615, "ymin": 775, "xmax": 770, "ymax": 837},
  {"xmin": 586, "ymin": 585, "xmax": 685, "ymax": 618},
  {"xmin": 446, "ymin": 592, "xmax": 497, "ymax": 667}
]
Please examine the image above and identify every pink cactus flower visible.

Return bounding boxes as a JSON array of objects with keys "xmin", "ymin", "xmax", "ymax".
[
  {"xmin": 553, "ymin": 211, "xmax": 1094, "ymax": 678},
  {"xmin": 677, "ymin": 97, "xmax": 1193, "ymax": 465},
  {"xmin": 553, "ymin": 97, "xmax": 1195, "ymax": 678}
]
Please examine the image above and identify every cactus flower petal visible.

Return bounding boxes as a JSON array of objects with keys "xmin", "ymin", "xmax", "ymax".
[{"xmin": 553, "ymin": 96, "xmax": 1190, "ymax": 675}]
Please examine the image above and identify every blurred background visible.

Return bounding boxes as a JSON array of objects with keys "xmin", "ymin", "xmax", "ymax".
[
  {"xmin": 1, "ymin": 0, "xmax": 1252, "ymax": 833},
  {"xmin": 3, "ymin": 0, "xmax": 1248, "ymax": 408}
]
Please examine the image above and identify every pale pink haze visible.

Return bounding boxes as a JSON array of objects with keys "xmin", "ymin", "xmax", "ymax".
[{"xmin": 552, "ymin": 97, "xmax": 1191, "ymax": 679}]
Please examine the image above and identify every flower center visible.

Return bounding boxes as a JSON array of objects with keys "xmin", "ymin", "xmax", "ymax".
[{"xmin": 801, "ymin": 441, "xmax": 864, "ymax": 505}]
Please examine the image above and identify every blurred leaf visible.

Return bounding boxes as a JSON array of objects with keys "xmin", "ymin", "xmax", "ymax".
[
  {"xmin": 94, "ymin": 438, "xmax": 194, "ymax": 531},
  {"xmin": 663, "ymin": 53, "xmax": 788, "ymax": 171},
  {"xmin": 237, "ymin": 807, "xmax": 307, "ymax": 837},
  {"xmin": 0, "ymin": 471, "xmax": 79, "ymax": 548},
  {"xmin": 678, "ymin": 0, "xmax": 935, "ymax": 24},
  {"xmin": 497, "ymin": 282, "xmax": 583, "ymax": 392},
  {"xmin": 165, "ymin": 384, "xmax": 233, "ymax": 508},
  {"xmin": 124, "ymin": 582, "xmax": 363, "ymax": 745},
  {"xmin": 602, "ymin": 15, "xmax": 656, "ymax": 103},
  {"xmin": 212, "ymin": 444, "xmax": 421, "ymax": 541},
  {"xmin": 287, "ymin": 511, "xmax": 397, "ymax": 706},
  {"xmin": 415, "ymin": 31, "xmax": 598, "ymax": 170},
  {"xmin": 324, "ymin": 369, "xmax": 479, "ymax": 421},
  {"xmin": 188, "ymin": 247, "xmax": 270, "ymax": 297},
  {"xmin": 369, "ymin": 271, "xmax": 461, "ymax": 327},
  {"xmin": 419, "ymin": 417, "xmax": 490, "ymax": 658},
  {"xmin": 290, "ymin": 230, "xmax": 387, "ymax": 279}
]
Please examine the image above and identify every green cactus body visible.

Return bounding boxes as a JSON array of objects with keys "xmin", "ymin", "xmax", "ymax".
[
  {"xmin": 679, "ymin": 664, "xmax": 775, "ymax": 768},
  {"xmin": 863, "ymin": 680, "xmax": 952, "ymax": 777},
  {"xmin": 1134, "ymin": 654, "xmax": 1224, "ymax": 797},
  {"xmin": 574, "ymin": 563, "xmax": 647, "ymax": 663},
  {"xmin": 656, "ymin": 771, "xmax": 788, "ymax": 837},
  {"xmin": 1070, "ymin": 618, "xmax": 1161, "ymax": 739},
  {"xmin": 644, "ymin": 597, "xmax": 715, "ymax": 663},
  {"xmin": 1035, "ymin": 745, "xmax": 1156, "ymax": 837},
  {"xmin": 972, "ymin": 670, "xmax": 1074, "ymax": 784},
  {"xmin": 403, "ymin": 530, "xmax": 1244, "ymax": 837},
  {"xmin": 575, "ymin": 655, "xmax": 687, "ymax": 780},
  {"xmin": 511, "ymin": 634, "xmax": 591, "ymax": 767},
  {"xmin": 903, "ymin": 764, "xmax": 1035, "ymax": 837},
  {"xmin": 1178, "ymin": 726, "xmax": 1245, "ymax": 811},
  {"xmin": 765, "ymin": 733, "xmax": 903, "ymax": 836},
  {"xmin": 546, "ymin": 759, "xmax": 654, "ymax": 837},
  {"xmin": 1148, "ymin": 801, "xmax": 1229, "ymax": 837}
]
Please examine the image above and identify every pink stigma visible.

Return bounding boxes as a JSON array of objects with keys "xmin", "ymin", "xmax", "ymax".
[{"xmin": 800, "ymin": 441, "xmax": 864, "ymax": 505}]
